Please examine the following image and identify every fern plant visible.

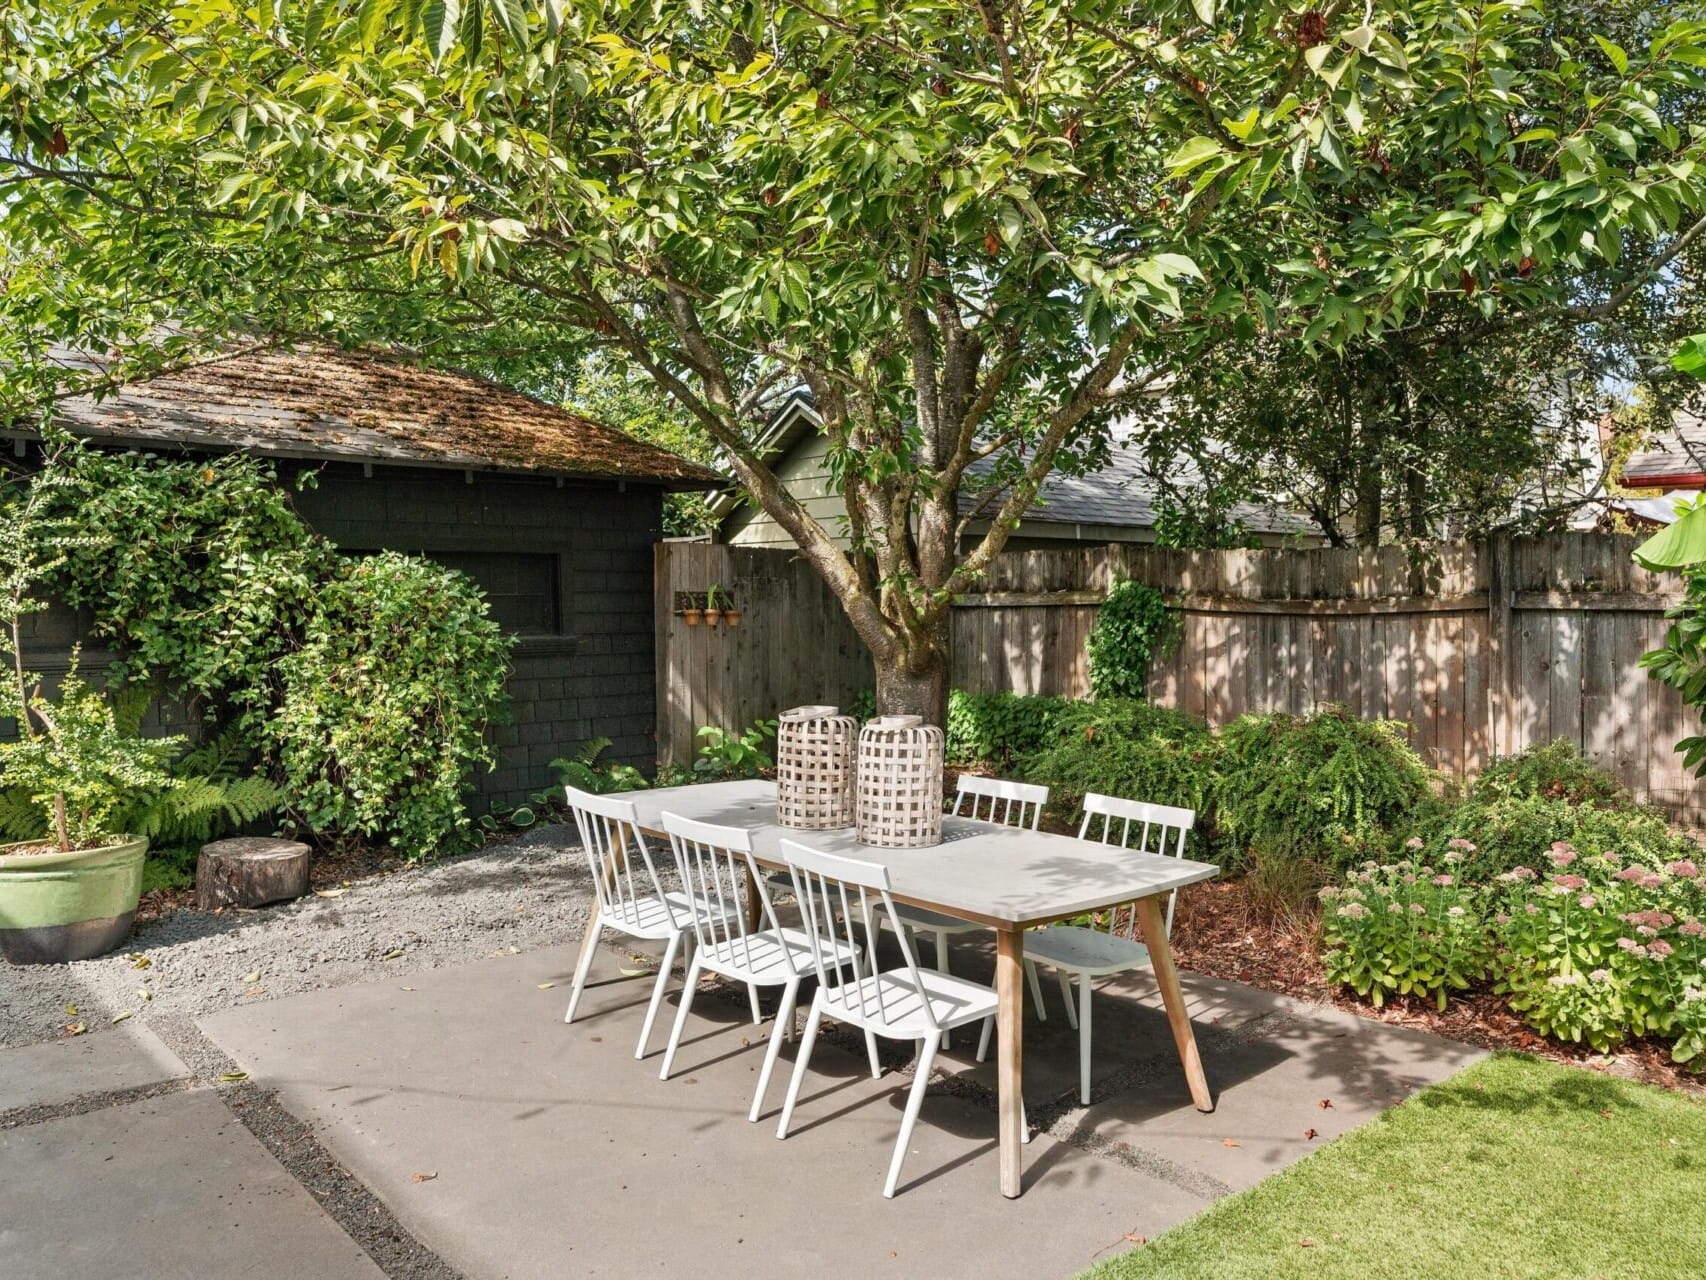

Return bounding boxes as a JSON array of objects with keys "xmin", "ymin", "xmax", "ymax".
[{"xmin": 548, "ymin": 738, "xmax": 650, "ymax": 797}]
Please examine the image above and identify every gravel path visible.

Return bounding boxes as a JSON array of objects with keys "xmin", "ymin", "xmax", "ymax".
[{"xmin": 0, "ymin": 824, "xmax": 599, "ymax": 1051}]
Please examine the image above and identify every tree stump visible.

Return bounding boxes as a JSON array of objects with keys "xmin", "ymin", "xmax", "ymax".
[{"xmin": 195, "ymin": 837, "xmax": 311, "ymax": 911}]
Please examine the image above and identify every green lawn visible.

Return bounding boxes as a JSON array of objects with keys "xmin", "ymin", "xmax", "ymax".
[{"xmin": 1086, "ymin": 1052, "xmax": 1706, "ymax": 1280}]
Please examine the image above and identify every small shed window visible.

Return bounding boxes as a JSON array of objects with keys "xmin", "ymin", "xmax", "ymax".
[{"xmin": 429, "ymin": 551, "xmax": 562, "ymax": 637}]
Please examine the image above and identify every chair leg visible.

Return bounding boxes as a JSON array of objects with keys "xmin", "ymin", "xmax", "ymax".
[
  {"xmin": 865, "ymin": 1030, "xmax": 883, "ymax": 1079},
  {"xmin": 747, "ymin": 982, "xmax": 763, "ymax": 1024},
  {"xmin": 884, "ymin": 1032, "xmax": 941, "ymax": 1198},
  {"xmin": 634, "ymin": 930, "xmax": 681, "ymax": 1060},
  {"xmin": 975, "ymin": 1014, "xmax": 993, "ymax": 1063},
  {"xmin": 776, "ymin": 999, "xmax": 825, "ymax": 1139},
  {"xmin": 659, "ymin": 954, "xmax": 703, "ymax": 1080},
  {"xmin": 934, "ymin": 932, "xmax": 953, "ymax": 1049},
  {"xmin": 1078, "ymin": 974, "xmax": 1093, "ymax": 1106},
  {"xmin": 749, "ymin": 977, "xmax": 799, "ymax": 1123},
  {"xmin": 563, "ymin": 907, "xmax": 603, "ymax": 1024},
  {"xmin": 1059, "ymin": 968, "xmax": 1079, "ymax": 1031},
  {"xmin": 1026, "ymin": 958, "xmax": 1048, "ymax": 1023}
]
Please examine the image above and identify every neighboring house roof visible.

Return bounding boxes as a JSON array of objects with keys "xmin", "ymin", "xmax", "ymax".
[
  {"xmin": 962, "ymin": 441, "xmax": 1316, "ymax": 538},
  {"xmin": 9, "ymin": 343, "xmax": 721, "ymax": 489},
  {"xmin": 1623, "ymin": 402, "xmax": 1706, "ymax": 489},
  {"xmin": 715, "ymin": 390, "xmax": 1317, "ymax": 540}
]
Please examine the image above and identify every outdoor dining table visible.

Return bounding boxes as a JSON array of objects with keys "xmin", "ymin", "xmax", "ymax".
[{"xmin": 613, "ymin": 777, "xmax": 1220, "ymax": 1197}]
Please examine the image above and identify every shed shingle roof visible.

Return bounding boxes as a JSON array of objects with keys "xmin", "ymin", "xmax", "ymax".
[{"xmin": 20, "ymin": 344, "xmax": 720, "ymax": 489}]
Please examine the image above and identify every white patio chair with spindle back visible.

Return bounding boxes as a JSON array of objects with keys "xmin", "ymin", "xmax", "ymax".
[
  {"xmin": 776, "ymin": 839, "xmax": 1002, "ymax": 1198},
  {"xmin": 657, "ymin": 813, "xmax": 871, "ymax": 1122},
  {"xmin": 874, "ymin": 774, "xmax": 1051, "ymax": 1047},
  {"xmin": 562, "ymin": 785, "xmax": 741, "ymax": 1061},
  {"xmin": 977, "ymin": 793, "xmax": 1196, "ymax": 1105}
]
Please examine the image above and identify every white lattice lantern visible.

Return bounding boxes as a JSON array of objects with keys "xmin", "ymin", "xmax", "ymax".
[
  {"xmin": 855, "ymin": 715, "xmax": 946, "ymax": 848},
  {"xmin": 775, "ymin": 705, "xmax": 859, "ymax": 830}
]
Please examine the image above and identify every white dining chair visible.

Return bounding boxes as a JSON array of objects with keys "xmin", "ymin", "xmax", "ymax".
[
  {"xmin": 979, "ymin": 793, "xmax": 1196, "ymax": 1105},
  {"xmin": 562, "ymin": 785, "xmax": 738, "ymax": 1061},
  {"xmin": 775, "ymin": 838, "xmax": 1001, "ymax": 1198},
  {"xmin": 876, "ymin": 774, "xmax": 1050, "ymax": 1046},
  {"xmin": 657, "ymin": 812, "xmax": 868, "ymax": 1122}
]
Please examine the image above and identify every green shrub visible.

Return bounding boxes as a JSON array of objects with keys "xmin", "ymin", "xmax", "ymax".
[
  {"xmin": 1020, "ymin": 699, "xmax": 1215, "ymax": 831},
  {"xmin": 1470, "ymin": 740, "xmax": 1632, "ymax": 809},
  {"xmin": 1212, "ymin": 707, "xmax": 1432, "ymax": 872},
  {"xmin": 270, "ymin": 553, "xmax": 510, "ymax": 859},
  {"xmin": 18, "ymin": 438, "xmax": 514, "ymax": 860},
  {"xmin": 1420, "ymin": 793, "xmax": 1695, "ymax": 884},
  {"xmin": 1489, "ymin": 841, "xmax": 1706, "ymax": 1057},
  {"xmin": 1086, "ymin": 578, "xmax": 1177, "ymax": 700},
  {"xmin": 1319, "ymin": 861, "xmax": 1492, "ymax": 1010},
  {"xmin": 1321, "ymin": 824, "xmax": 1706, "ymax": 1063},
  {"xmin": 691, "ymin": 718, "xmax": 777, "ymax": 779},
  {"xmin": 42, "ymin": 445, "xmax": 332, "ymax": 728},
  {"xmin": 944, "ymin": 691, "xmax": 1069, "ymax": 766}
]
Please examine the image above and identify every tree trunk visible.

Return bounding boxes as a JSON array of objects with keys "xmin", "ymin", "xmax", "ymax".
[{"xmin": 873, "ymin": 616, "xmax": 951, "ymax": 727}]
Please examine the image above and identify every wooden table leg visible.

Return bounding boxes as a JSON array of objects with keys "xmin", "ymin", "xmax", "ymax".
[
  {"xmin": 995, "ymin": 926, "xmax": 1025, "ymax": 1198},
  {"xmin": 1135, "ymin": 896, "xmax": 1213, "ymax": 1113},
  {"xmin": 744, "ymin": 865, "xmax": 763, "ymax": 932}
]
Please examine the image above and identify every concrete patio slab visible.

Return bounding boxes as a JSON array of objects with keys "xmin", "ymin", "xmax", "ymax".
[
  {"xmin": 0, "ymin": 1089, "xmax": 384, "ymax": 1280},
  {"xmin": 200, "ymin": 942, "xmax": 1213, "ymax": 1279},
  {"xmin": 0, "ymin": 1023, "xmax": 188, "ymax": 1113}
]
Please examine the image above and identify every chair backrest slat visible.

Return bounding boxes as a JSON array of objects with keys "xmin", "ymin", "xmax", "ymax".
[
  {"xmin": 951, "ymin": 775, "xmax": 1048, "ymax": 831},
  {"xmin": 565, "ymin": 785, "xmax": 674, "ymax": 927},
  {"xmin": 662, "ymin": 812, "xmax": 781, "ymax": 972},
  {"xmin": 782, "ymin": 838, "xmax": 936, "ymax": 1033},
  {"xmin": 1076, "ymin": 793, "xmax": 1195, "ymax": 939}
]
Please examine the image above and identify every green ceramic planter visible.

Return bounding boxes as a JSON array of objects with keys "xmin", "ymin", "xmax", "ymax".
[{"xmin": 0, "ymin": 836, "xmax": 148, "ymax": 964}]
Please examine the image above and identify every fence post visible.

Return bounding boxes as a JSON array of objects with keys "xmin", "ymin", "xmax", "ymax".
[{"xmin": 1486, "ymin": 534, "xmax": 1516, "ymax": 758}]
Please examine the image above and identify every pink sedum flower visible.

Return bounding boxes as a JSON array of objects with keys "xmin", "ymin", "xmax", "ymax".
[
  {"xmin": 1649, "ymin": 939, "xmax": 1676, "ymax": 959},
  {"xmin": 1666, "ymin": 859, "xmax": 1699, "ymax": 879}
]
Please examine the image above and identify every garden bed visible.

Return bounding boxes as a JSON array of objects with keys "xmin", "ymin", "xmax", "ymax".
[{"xmin": 1168, "ymin": 877, "xmax": 1706, "ymax": 1096}]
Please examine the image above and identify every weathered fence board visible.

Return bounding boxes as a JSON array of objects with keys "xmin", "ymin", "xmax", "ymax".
[{"xmin": 655, "ymin": 535, "xmax": 1703, "ymax": 824}]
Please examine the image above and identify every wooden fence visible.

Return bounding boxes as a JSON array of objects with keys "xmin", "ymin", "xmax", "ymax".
[{"xmin": 655, "ymin": 535, "xmax": 1704, "ymax": 824}]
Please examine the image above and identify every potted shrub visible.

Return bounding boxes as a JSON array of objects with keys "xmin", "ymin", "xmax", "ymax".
[
  {"xmin": 0, "ymin": 663, "xmax": 175, "ymax": 963},
  {"xmin": 1, "ymin": 448, "xmax": 174, "ymax": 962}
]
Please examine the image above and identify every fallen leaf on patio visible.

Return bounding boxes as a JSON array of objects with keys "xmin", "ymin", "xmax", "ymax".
[
  {"xmin": 65, "ymin": 1003, "xmax": 78, "ymax": 1016},
  {"xmin": 589, "ymin": 1036, "xmax": 602, "ymax": 1042},
  {"xmin": 411, "ymin": 1172, "xmax": 438, "ymax": 1183},
  {"xmin": 1318, "ymin": 1098, "xmax": 1334, "ymax": 1109},
  {"xmin": 130, "ymin": 954, "xmax": 151, "ymax": 969},
  {"xmin": 1221, "ymin": 1138, "xmax": 1240, "ymax": 1148},
  {"xmin": 65, "ymin": 1022, "xmax": 87, "ymax": 1036},
  {"xmin": 315, "ymin": 888, "xmax": 347, "ymax": 899},
  {"xmin": 1303, "ymin": 1128, "xmax": 1319, "ymax": 1140},
  {"xmin": 400, "ymin": 986, "xmax": 416, "ymax": 992},
  {"xmin": 111, "ymin": 1011, "xmax": 133, "ymax": 1024},
  {"xmin": 219, "ymin": 1071, "xmax": 248, "ymax": 1083},
  {"xmin": 618, "ymin": 967, "xmax": 648, "ymax": 977},
  {"xmin": 137, "ymin": 989, "xmax": 152, "ymax": 1002},
  {"xmin": 537, "ymin": 982, "xmax": 556, "ymax": 990},
  {"xmin": 684, "ymin": 1077, "xmax": 698, "ymax": 1085},
  {"xmin": 1123, "ymin": 1235, "xmax": 1148, "ymax": 1246},
  {"xmin": 242, "ymin": 971, "xmax": 260, "ymax": 983},
  {"xmin": 382, "ymin": 948, "xmax": 404, "ymax": 960}
]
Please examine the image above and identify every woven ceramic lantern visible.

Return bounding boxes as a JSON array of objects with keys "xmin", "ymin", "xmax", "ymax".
[
  {"xmin": 775, "ymin": 705, "xmax": 858, "ymax": 830},
  {"xmin": 855, "ymin": 715, "xmax": 946, "ymax": 848}
]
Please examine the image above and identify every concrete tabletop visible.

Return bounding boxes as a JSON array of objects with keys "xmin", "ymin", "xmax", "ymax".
[{"xmin": 624, "ymin": 778, "xmax": 1219, "ymax": 929}]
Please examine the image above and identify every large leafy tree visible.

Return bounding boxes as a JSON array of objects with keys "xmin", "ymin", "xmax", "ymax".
[{"xmin": 4, "ymin": 1, "xmax": 1706, "ymax": 718}]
